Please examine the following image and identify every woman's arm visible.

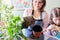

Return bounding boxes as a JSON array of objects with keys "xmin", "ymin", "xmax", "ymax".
[
  {"xmin": 42, "ymin": 11, "xmax": 49, "ymax": 32},
  {"xmin": 43, "ymin": 11, "xmax": 49, "ymax": 28}
]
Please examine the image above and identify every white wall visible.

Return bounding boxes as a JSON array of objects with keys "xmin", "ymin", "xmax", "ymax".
[{"xmin": 45, "ymin": 0, "xmax": 60, "ymax": 17}]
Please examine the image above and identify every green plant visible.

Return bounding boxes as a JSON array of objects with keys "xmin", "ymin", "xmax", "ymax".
[
  {"xmin": 0, "ymin": 0, "xmax": 27, "ymax": 40},
  {"xmin": 1, "ymin": 15, "xmax": 27, "ymax": 40},
  {"xmin": 6, "ymin": 16, "xmax": 27, "ymax": 40}
]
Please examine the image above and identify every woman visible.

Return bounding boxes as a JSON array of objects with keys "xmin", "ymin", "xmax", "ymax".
[{"xmin": 23, "ymin": 0, "xmax": 49, "ymax": 30}]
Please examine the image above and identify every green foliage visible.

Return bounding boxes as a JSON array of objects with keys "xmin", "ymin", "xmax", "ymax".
[
  {"xmin": 6, "ymin": 16, "xmax": 24, "ymax": 40},
  {"xmin": 0, "ymin": 0, "xmax": 27, "ymax": 40}
]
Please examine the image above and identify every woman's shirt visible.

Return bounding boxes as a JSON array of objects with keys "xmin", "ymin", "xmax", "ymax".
[{"xmin": 23, "ymin": 8, "xmax": 49, "ymax": 28}]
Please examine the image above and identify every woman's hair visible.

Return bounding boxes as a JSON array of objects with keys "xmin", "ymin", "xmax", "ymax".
[
  {"xmin": 32, "ymin": 0, "xmax": 46, "ymax": 11},
  {"xmin": 49, "ymin": 7, "xmax": 60, "ymax": 24}
]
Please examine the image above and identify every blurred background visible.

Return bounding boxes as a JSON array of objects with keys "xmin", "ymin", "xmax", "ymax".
[{"xmin": 0, "ymin": 0, "xmax": 60, "ymax": 40}]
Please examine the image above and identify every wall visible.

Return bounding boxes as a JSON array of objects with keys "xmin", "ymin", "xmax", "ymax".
[{"xmin": 45, "ymin": 0, "xmax": 60, "ymax": 17}]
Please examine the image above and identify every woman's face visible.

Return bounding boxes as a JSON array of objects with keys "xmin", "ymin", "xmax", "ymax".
[
  {"xmin": 32, "ymin": 0, "xmax": 43, "ymax": 11},
  {"xmin": 52, "ymin": 17, "xmax": 60, "ymax": 26}
]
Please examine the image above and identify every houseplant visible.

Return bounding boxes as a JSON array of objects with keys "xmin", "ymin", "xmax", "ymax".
[{"xmin": 0, "ymin": 0, "xmax": 27, "ymax": 40}]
